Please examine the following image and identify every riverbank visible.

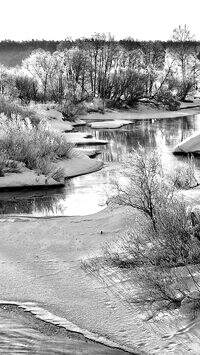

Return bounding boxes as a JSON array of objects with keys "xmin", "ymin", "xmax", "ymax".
[
  {"xmin": 0, "ymin": 206, "xmax": 141, "ymax": 354},
  {"xmin": 2, "ymin": 103, "xmax": 200, "ymax": 353},
  {"xmin": 4, "ymin": 100, "xmax": 193, "ymax": 192},
  {"xmin": 2, "ymin": 198, "xmax": 200, "ymax": 354},
  {"xmin": 82, "ymin": 101, "xmax": 200, "ymax": 123},
  {"xmin": 0, "ymin": 302, "xmax": 131, "ymax": 355},
  {"xmin": 0, "ymin": 153, "xmax": 104, "ymax": 190}
]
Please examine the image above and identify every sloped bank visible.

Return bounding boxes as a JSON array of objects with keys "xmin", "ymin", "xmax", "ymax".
[
  {"xmin": 56, "ymin": 154, "xmax": 104, "ymax": 178},
  {"xmin": 0, "ymin": 206, "xmax": 143, "ymax": 355},
  {"xmin": 0, "ymin": 151, "xmax": 103, "ymax": 191},
  {"xmin": 0, "ymin": 302, "xmax": 133, "ymax": 355},
  {"xmin": 82, "ymin": 101, "xmax": 200, "ymax": 122},
  {"xmin": 2, "ymin": 202, "xmax": 200, "ymax": 354},
  {"xmin": 0, "ymin": 169, "xmax": 64, "ymax": 191},
  {"xmin": 173, "ymin": 131, "xmax": 200, "ymax": 154}
]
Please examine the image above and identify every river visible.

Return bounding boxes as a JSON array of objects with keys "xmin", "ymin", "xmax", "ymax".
[
  {"xmin": 1, "ymin": 112, "xmax": 200, "ymax": 355},
  {"xmin": 1, "ymin": 113, "xmax": 200, "ymax": 216}
]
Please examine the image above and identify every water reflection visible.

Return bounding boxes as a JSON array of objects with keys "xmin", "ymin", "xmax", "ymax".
[
  {"xmin": 79, "ymin": 116, "xmax": 200, "ymax": 162},
  {"xmin": 0, "ymin": 180, "xmax": 107, "ymax": 216},
  {"xmin": 1, "ymin": 115, "xmax": 200, "ymax": 216}
]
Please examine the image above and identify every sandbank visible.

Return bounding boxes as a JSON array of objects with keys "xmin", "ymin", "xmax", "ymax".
[
  {"xmin": 89, "ymin": 120, "xmax": 132, "ymax": 129},
  {"xmin": 83, "ymin": 103, "xmax": 200, "ymax": 122},
  {"xmin": 65, "ymin": 132, "xmax": 108, "ymax": 145},
  {"xmin": 56, "ymin": 155, "xmax": 104, "ymax": 178},
  {"xmin": 0, "ymin": 168, "xmax": 64, "ymax": 190}
]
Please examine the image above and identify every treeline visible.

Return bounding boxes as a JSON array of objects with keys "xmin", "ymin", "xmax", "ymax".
[
  {"xmin": 0, "ymin": 40, "xmax": 59, "ymax": 52},
  {"xmin": 0, "ymin": 27, "xmax": 200, "ymax": 115},
  {"xmin": 0, "ymin": 38, "xmax": 199, "ymax": 55}
]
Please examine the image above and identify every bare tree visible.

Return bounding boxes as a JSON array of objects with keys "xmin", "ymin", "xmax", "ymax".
[
  {"xmin": 22, "ymin": 50, "xmax": 55, "ymax": 103},
  {"xmin": 169, "ymin": 25, "xmax": 198, "ymax": 100},
  {"xmin": 171, "ymin": 24, "xmax": 195, "ymax": 42},
  {"xmin": 84, "ymin": 148, "xmax": 200, "ymax": 318},
  {"xmin": 111, "ymin": 147, "xmax": 170, "ymax": 231}
]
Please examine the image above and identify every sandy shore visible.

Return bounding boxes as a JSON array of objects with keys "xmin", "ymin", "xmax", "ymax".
[
  {"xmin": 0, "ymin": 169, "xmax": 65, "ymax": 190},
  {"xmin": 2, "ymin": 103, "xmax": 200, "ymax": 353},
  {"xmin": 0, "ymin": 149, "xmax": 104, "ymax": 190},
  {"xmin": 83, "ymin": 102, "xmax": 200, "ymax": 122},
  {"xmin": 56, "ymin": 154, "xmax": 104, "ymax": 178},
  {"xmin": 0, "ymin": 206, "xmax": 141, "ymax": 354},
  {"xmin": 0, "ymin": 303, "xmax": 131, "ymax": 354},
  {"xmin": 5, "ymin": 101, "xmax": 196, "ymax": 191},
  {"xmin": 1, "ymin": 195, "xmax": 200, "ymax": 353}
]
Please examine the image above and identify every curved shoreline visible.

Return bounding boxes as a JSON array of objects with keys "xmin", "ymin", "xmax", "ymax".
[
  {"xmin": 1, "ymin": 189, "xmax": 200, "ymax": 353},
  {"xmin": 1, "ymin": 103, "xmax": 199, "ymax": 192},
  {"xmin": 82, "ymin": 104, "xmax": 200, "ymax": 122},
  {"xmin": 0, "ymin": 154, "xmax": 104, "ymax": 191},
  {"xmin": 0, "ymin": 206, "xmax": 148, "ymax": 354},
  {"xmin": 2, "ymin": 107, "xmax": 200, "ymax": 354},
  {"xmin": 0, "ymin": 301, "xmax": 138, "ymax": 354}
]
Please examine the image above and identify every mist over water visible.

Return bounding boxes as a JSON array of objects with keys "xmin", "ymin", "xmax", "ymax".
[{"xmin": 1, "ymin": 114, "xmax": 200, "ymax": 216}]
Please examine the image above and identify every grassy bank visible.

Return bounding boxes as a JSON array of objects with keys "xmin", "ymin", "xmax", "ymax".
[{"xmin": 0, "ymin": 104, "xmax": 73, "ymax": 181}]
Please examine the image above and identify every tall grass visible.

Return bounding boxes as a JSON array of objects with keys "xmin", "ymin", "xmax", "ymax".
[
  {"xmin": 169, "ymin": 155, "xmax": 199, "ymax": 189},
  {"xmin": 0, "ymin": 97, "xmax": 40, "ymax": 125},
  {"xmin": 0, "ymin": 152, "xmax": 21, "ymax": 177},
  {"xmin": 0, "ymin": 116, "xmax": 72, "ymax": 178}
]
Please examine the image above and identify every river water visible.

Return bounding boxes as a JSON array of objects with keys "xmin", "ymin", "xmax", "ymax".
[
  {"xmin": 1, "ymin": 112, "xmax": 200, "ymax": 355},
  {"xmin": 1, "ymin": 113, "xmax": 200, "ymax": 217},
  {"xmin": 0, "ymin": 303, "xmax": 130, "ymax": 355}
]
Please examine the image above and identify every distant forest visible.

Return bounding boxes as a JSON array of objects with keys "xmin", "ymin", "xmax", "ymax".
[
  {"xmin": 0, "ymin": 38, "xmax": 200, "ymax": 56},
  {"xmin": 1, "ymin": 27, "xmax": 200, "ymax": 114}
]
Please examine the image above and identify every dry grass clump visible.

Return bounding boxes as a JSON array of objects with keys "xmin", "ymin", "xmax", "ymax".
[
  {"xmin": 0, "ymin": 152, "xmax": 21, "ymax": 177},
  {"xmin": 0, "ymin": 116, "xmax": 72, "ymax": 178},
  {"xmin": 169, "ymin": 155, "xmax": 199, "ymax": 189},
  {"xmin": 0, "ymin": 97, "xmax": 40, "ymax": 126}
]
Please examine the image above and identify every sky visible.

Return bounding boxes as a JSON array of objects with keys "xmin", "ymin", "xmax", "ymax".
[{"xmin": 1, "ymin": 0, "xmax": 200, "ymax": 41}]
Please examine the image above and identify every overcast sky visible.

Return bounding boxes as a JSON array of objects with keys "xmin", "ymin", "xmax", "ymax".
[{"xmin": 1, "ymin": 0, "xmax": 200, "ymax": 41}]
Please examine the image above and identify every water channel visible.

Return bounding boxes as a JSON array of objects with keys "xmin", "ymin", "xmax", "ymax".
[
  {"xmin": 1, "ymin": 112, "xmax": 200, "ymax": 355},
  {"xmin": 1, "ymin": 113, "xmax": 200, "ymax": 216}
]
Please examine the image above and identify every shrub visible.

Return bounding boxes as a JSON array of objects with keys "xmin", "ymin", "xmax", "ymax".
[
  {"xmin": 59, "ymin": 97, "xmax": 105, "ymax": 121},
  {"xmin": 169, "ymin": 155, "xmax": 199, "ymax": 189},
  {"xmin": 0, "ymin": 97, "xmax": 40, "ymax": 126},
  {"xmin": 154, "ymin": 89, "xmax": 180, "ymax": 110},
  {"xmin": 105, "ymin": 69, "xmax": 147, "ymax": 108},
  {"xmin": 0, "ymin": 152, "xmax": 21, "ymax": 177},
  {"xmin": 60, "ymin": 101, "xmax": 87, "ymax": 121},
  {"xmin": 0, "ymin": 153, "xmax": 7, "ymax": 177},
  {"xmin": 84, "ymin": 148, "xmax": 200, "ymax": 318},
  {"xmin": 49, "ymin": 167, "xmax": 65, "ymax": 183},
  {"xmin": 167, "ymin": 77, "xmax": 195, "ymax": 102},
  {"xmin": 15, "ymin": 76, "xmax": 38, "ymax": 104},
  {"xmin": 111, "ymin": 147, "xmax": 168, "ymax": 231},
  {"xmin": 85, "ymin": 98, "xmax": 105, "ymax": 114},
  {"xmin": 0, "ymin": 117, "xmax": 72, "ymax": 176}
]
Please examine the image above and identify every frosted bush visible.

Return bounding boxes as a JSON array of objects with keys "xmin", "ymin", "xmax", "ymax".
[{"xmin": 0, "ymin": 116, "xmax": 72, "ymax": 177}]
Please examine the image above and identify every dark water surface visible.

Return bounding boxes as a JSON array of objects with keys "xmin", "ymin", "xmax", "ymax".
[{"xmin": 1, "ymin": 114, "xmax": 200, "ymax": 216}]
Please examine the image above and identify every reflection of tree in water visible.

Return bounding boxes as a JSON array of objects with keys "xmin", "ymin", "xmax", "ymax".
[
  {"xmin": 157, "ymin": 116, "xmax": 197, "ymax": 146},
  {"xmin": 0, "ymin": 194, "xmax": 65, "ymax": 215},
  {"xmin": 2, "ymin": 115, "xmax": 200, "ymax": 216},
  {"xmin": 80, "ymin": 116, "xmax": 199, "ymax": 162},
  {"xmin": 85, "ymin": 122, "xmax": 156, "ymax": 162}
]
